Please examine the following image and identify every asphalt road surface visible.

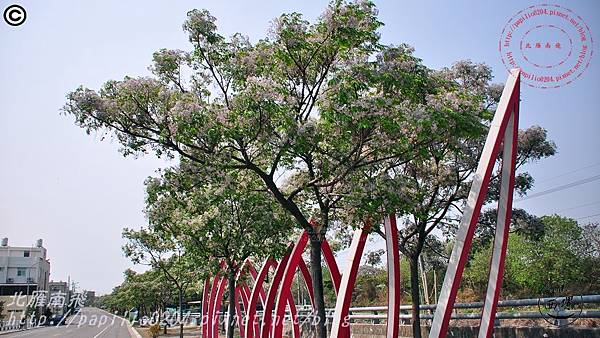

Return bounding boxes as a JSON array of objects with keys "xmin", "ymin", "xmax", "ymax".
[{"xmin": 5, "ymin": 307, "xmax": 135, "ymax": 338}]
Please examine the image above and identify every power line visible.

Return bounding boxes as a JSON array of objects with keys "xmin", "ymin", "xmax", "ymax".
[
  {"xmin": 555, "ymin": 200, "xmax": 600, "ymax": 213},
  {"xmin": 576, "ymin": 213, "xmax": 600, "ymax": 221},
  {"xmin": 534, "ymin": 161, "xmax": 600, "ymax": 185},
  {"xmin": 515, "ymin": 173, "xmax": 600, "ymax": 202}
]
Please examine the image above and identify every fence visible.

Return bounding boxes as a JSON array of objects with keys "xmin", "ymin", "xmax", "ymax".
[
  {"xmin": 188, "ymin": 294, "xmax": 600, "ymax": 329},
  {"xmin": 0, "ymin": 320, "xmax": 23, "ymax": 332},
  {"xmin": 345, "ymin": 295, "xmax": 600, "ymax": 323}
]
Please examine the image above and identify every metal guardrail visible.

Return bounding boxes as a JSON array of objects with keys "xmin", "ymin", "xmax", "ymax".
[
  {"xmin": 347, "ymin": 311, "xmax": 600, "ymax": 320},
  {"xmin": 342, "ymin": 295, "xmax": 600, "ymax": 322},
  {"xmin": 346, "ymin": 295, "xmax": 600, "ymax": 312},
  {"xmin": 0, "ymin": 317, "xmax": 52, "ymax": 332},
  {"xmin": 185, "ymin": 294, "xmax": 600, "ymax": 325},
  {"xmin": 0, "ymin": 321, "xmax": 22, "ymax": 332}
]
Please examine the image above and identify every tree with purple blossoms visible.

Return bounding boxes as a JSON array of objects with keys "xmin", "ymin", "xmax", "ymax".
[
  {"xmin": 142, "ymin": 165, "xmax": 294, "ymax": 338},
  {"xmin": 321, "ymin": 59, "xmax": 556, "ymax": 337},
  {"xmin": 63, "ymin": 2, "xmax": 555, "ymax": 337},
  {"xmin": 122, "ymin": 227, "xmax": 199, "ymax": 338}
]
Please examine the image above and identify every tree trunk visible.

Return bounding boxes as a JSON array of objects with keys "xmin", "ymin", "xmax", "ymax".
[
  {"xmin": 409, "ymin": 255, "xmax": 422, "ymax": 338},
  {"xmin": 310, "ymin": 238, "xmax": 327, "ymax": 338},
  {"xmin": 178, "ymin": 288, "xmax": 184, "ymax": 338},
  {"xmin": 227, "ymin": 269, "xmax": 236, "ymax": 338}
]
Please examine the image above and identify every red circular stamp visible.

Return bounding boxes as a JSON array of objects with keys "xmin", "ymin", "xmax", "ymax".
[{"xmin": 499, "ymin": 4, "xmax": 594, "ymax": 89}]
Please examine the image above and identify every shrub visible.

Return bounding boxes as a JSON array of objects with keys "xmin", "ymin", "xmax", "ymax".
[{"xmin": 149, "ymin": 323, "xmax": 160, "ymax": 338}]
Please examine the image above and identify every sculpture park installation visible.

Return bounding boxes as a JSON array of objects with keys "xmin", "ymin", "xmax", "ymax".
[
  {"xmin": 200, "ymin": 69, "xmax": 521, "ymax": 338},
  {"xmin": 429, "ymin": 68, "xmax": 520, "ymax": 338}
]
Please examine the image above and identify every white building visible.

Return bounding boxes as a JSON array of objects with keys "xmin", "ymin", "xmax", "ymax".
[{"xmin": 0, "ymin": 238, "xmax": 51, "ymax": 318}]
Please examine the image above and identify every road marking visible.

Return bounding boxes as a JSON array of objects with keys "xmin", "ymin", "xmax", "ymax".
[
  {"xmin": 92, "ymin": 323, "xmax": 111, "ymax": 338},
  {"xmin": 94, "ymin": 307, "xmax": 140, "ymax": 338}
]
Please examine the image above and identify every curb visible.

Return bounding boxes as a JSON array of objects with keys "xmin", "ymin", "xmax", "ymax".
[
  {"xmin": 0, "ymin": 330, "xmax": 19, "ymax": 336},
  {"xmin": 127, "ymin": 323, "xmax": 143, "ymax": 338},
  {"xmin": 0, "ymin": 326, "xmax": 43, "ymax": 336}
]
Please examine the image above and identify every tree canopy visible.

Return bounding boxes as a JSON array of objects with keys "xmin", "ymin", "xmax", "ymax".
[
  {"xmin": 465, "ymin": 215, "xmax": 600, "ymax": 298},
  {"xmin": 63, "ymin": 1, "xmax": 558, "ymax": 337}
]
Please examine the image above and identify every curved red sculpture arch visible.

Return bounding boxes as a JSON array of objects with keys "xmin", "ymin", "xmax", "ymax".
[
  {"xmin": 272, "ymin": 233, "xmax": 309, "ymax": 338},
  {"xmin": 328, "ymin": 225, "xmax": 369, "ymax": 338},
  {"xmin": 201, "ymin": 278, "xmax": 210, "ymax": 338},
  {"xmin": 245, "ymin": 259, "xmax": 275, "ymax": 338},
  {"xmin": 429, "ymin": 69, "xmax": 520, "ymax": 338},
  {"xmin": 260, "ymin": 249, "xmax": 291, "ymax": 338},
  {"xmin": 329, "ymin": 215, "xmax": 401, "ymax": 338},
  {"xmin": 203, "ymin": 221, "xmax": 400, "ymax": 338}
]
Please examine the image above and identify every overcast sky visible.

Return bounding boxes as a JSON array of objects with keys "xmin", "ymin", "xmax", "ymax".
[{"xmin": 1, "ymin": 0, "xmax": 598, "ymax": 295}]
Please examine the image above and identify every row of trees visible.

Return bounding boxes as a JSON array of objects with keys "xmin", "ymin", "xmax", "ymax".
[
  {"xmin": 466, "ymin": 216, "xmax": 600, "ymax": 298},
  {"xmin": 359, "ymin": 217, "xmax": 599, "ymax": 307},
  {"xmin": 64, "ymin": 1, "xmax": 558, "ymax": 337},
  {"xmin": 101, "ymin": 216, "xmax": 600, "ymax": 325},
  {"xmin": 119, "ymin": 168, "xmax": 295, "ymax": 338},
  {"xmin": 308, "ymin": 216, "xmax": 600, "ymax": 307},
  {"xmin": 98, "ymin": 268, "xmax": 199, "ymax": 318}
]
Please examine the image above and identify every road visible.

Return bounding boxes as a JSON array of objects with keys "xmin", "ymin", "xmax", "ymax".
[{"xmin": 4, "ymin": 307, "xmax": 136, "ymax": 338}]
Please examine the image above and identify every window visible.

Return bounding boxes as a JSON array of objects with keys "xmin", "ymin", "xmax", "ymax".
[
  {"xmin": 17, "ymin": 268, "xmax": 26, "ymax": 276},
  {"xmin": 24, "ymin": 251, "xmax": 30, "ymax": 257}
]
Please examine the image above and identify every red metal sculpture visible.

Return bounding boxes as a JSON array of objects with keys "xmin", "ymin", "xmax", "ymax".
[
  {"xmin": 200, "ymin": 69, "xmax": 521, "ymax": 338},
  {"xmin": 271, "ymin": 228, "xmax": 344, "ymax": 338},
  {"xmin": 329, "ymin": 224, "xmax": 369, "ymax": 338},
  {"xmin": 429, "ymin": 69, "xmax": 520, "ymax": 338},
  {"xmin": 245, "ymin": 259, "xmax": 275, "ymax": 338}
]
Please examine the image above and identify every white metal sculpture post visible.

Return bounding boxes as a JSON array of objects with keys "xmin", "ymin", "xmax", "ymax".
[
  {"xmin": 478, "ymin": 96, "xmax": 518, "ymax": 337},
  {"xmin": 429, "ymin": 69, "xmax": 521, "ymax": 338}
]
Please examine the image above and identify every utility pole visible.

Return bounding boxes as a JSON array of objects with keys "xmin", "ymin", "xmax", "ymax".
[
  {"xmin": 25, "ymin": 258, "xmax": 41, "ymax": 329},
  {"xmin": 67, "ymin": 276, "xmax": 72, "ymax": 308}
]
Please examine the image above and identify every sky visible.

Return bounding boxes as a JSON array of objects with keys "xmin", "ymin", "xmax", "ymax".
[{"xmin": 0, "ymin": 0, "xmax": 598, "ymax": 295}]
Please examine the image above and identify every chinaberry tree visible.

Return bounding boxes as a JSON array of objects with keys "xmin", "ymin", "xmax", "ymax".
[
  {"xmin": 63, "ymin": 1, "xmax": 519, "ymax": 336},
  {"xmin": 330, "ymin": 61, "xmax": 556, "ymax": 337},
  {"xmin": 401, "ymin": 79, "xmax": 555, "ymax": 337},
  {"xmin": 122, "ymin": 226, "xmax": 200, "ymax": 338},
  {"xmin": 101, "ymin": 269, "xmax": 178, "ymax": 318},
  {"xmin": 144, "ymin": 165, "xmax": 294, "ymax": 338}
]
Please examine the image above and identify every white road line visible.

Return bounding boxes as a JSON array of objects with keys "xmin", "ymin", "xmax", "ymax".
[
  {"xmin": 78, "ymin": 307, "xmax": 136, "ymax": 338},
  {"xmin": 92, "ymin": 324, "xmax": 111, "ymax": 338}
]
